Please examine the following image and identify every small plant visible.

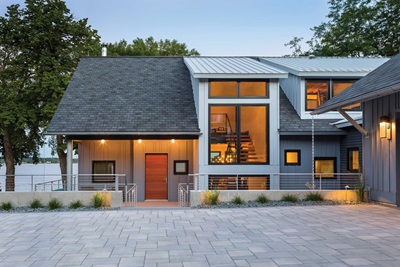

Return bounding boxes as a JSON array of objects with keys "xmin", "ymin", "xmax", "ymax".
[
  {"xmin": 281, "ymin": 193, "xmax": 299, "ymax": 203},
  {"xmin": 92, "ymin": 192, "xmax": 105, "ymax": 208},
  {"xmin": 69, "ymin": 200, "xmax": 83, "ymax": 209},
  {"xmin": 231, "ymin": 195, "xmax": 244, "ymax": 205},
  {"xmin": 305, "ymin": 192, "xmax": 324, "ymax": 201},
  {"xmin": 204, "ymin": 190, "xmax": 220, "ymax": 205},
  {"xmin": 256, "ymin": 194, "xmax": 270, "ymax": 204},
  {"xmin": 30, "ymin": 198, "xmax": 44, "ymax": 209},
  {"xmin": 0, "ymin": 201, "xmax": 13, "ymax": 211},
  {"xmin": 48, "ymin": 198, "xmax": 63, "ymax": 210},
  {"xmin": 354, "ymin": 175, "xmax": 366, "ymax": 202}
]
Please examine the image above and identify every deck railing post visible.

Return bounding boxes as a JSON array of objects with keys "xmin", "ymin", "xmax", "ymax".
[
  {"xmin": 31, "ymin": 175, "xmax": 34, "ymax": 192},
  {"xmin": 319, "ymin": 174, "xmax": 322, "ymax": 190}
]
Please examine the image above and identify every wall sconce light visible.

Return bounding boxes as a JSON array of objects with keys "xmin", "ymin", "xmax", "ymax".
[
  {"xmin": 171, "ymin": 139, "xmax": 175, "ymax": 144},
  {"xmin": 100, "ymin": 139, "xmax": 105, "ymax": 144},
  {"xmin": 380, "ymin": 115, "xmax": 391, "ymax": 139},
  {"xmin": 138, "ymin": 139, "xmax": 142, "ymax": 144}
]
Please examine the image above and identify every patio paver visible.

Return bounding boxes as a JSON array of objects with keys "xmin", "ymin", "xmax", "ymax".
[{"xmin": 0, "ymin": 204, "xmax": 400, "ymax": 266}]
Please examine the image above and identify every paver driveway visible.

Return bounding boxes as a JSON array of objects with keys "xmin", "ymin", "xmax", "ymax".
[{"xmin": 1, "ymin": 205, "xmax": 400, "ymax": 266}]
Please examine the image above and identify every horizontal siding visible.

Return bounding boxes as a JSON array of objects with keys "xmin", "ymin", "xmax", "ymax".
[{"xmin": 340, "ymin": 127, "xmax": 362, "ymax": 173}]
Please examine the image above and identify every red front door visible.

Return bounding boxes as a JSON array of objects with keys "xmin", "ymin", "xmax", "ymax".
[{"xmin": 145, "ymin": 154, "xmax": 168, "ymax": 200}]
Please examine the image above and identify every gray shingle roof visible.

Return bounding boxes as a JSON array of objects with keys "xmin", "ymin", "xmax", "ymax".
[
  {"xmin": 47, "ymin": 57, "xmax": 200, "ymax": 135},
  {"xmin": 280, "ymin": 89, "xmax": 344, "ymax": 135},
  {"xmin": 312, "ymin": 54, "xmax": 400, "ymax": 115}
]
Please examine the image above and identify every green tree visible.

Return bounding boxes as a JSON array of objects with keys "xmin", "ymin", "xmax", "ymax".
[
  {"xmin": 286, "ymin": 0, "xmax": 400, "ymax": 57},
  {"xmin": 0, "ymin": 0, "xmax": 99, "ymax": 191},
  {"xmin": 106, "ymin": 37, "xmax": 200, "ymax": 56}
]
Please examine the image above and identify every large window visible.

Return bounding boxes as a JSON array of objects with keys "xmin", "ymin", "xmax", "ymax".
[
  {"xmin": 347, "ymin": 148, "xmax": 359, "ymax": 172},
  {"xmin": 306, "ymin": 79, "xmax": 359, "ymax": 110},
  {"xmin": 314, "ymin": 157, "xmax": 336, "ymax": 178},
  {"xmin": 210, "ymin": 81, "xmax": 268, "ymax": 98},
  {"xmin": 92, "ymin": 161, "xmax": 115, "ymax": 183},
  {"xmin": 209, "ymin": 105, "xmax": 268, "ymax": 164}
]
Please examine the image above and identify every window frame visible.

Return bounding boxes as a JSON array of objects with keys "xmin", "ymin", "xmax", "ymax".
[
  {"xmin": 347, "ymin": 147, "xmax": 360, "ymax": 172},
  {"xmin": 284, "ymin": 150, "xmax": 301, "ymax": 166},
  {"xmin": 92, "ymin": 160, "xmax": 116, "ymax": 183},
  {"xmin": 208, "ymin": 104, "xmax": 269, "ymax": 165},
  {"xmin": 209, "ymin": 80, "xmax": 269, "ymax": 99},
  {"xmin": 314, "ymin": 157, "xmax": 336, "ymax": 179},
  {"xmin": 305, "ymin": 79, "xmax": 359, "ymax": 111}
]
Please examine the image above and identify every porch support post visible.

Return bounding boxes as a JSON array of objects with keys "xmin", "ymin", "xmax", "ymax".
[
  {"xmin": 66, "ymin": 140, "xmax": 73, "ymax": 191},
  {"xmin": 338, "ymin": 109, "xmax": 369, "ymax": 137}
]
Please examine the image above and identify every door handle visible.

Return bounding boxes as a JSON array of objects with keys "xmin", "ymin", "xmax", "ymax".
[{"xmin": 165, "ymin": 177, "xmax": 168, "ymax": 184}]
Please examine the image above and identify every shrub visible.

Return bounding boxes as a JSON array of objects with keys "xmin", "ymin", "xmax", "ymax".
[
  {"xmin": 69, "ymin": 200, "xmax": 83, "ymax": 209},
  {"xmin": 204, "ymin": 190, "xmax": 220, "ymax": 205},
  {"xmin": 305, "ymin": 192, "xmax": 324, "ymax": 201},
  {"xmin": 354, "ymin": 175, "xmax": 366, "ymax": 202},
  {"xmin": 231, "ymin": 195, "xmax": 244, "ymax": 205},
  {"xmin": 92, "ymin": 192, "xmax": 105, "ymax": 208},
  {"xmin": 281, "ymin": 193, "xmax": 299, "ymax": 203},
  {"xmin": 0, "ymin": 201, "xmax": 13, "ymax": 211},
  {"xmin": 256, "ymin": 194, "xmax": 270, "ymax": 204},
  {"xmin": 30, "ymin": 198, "xmax": 44, "ymax": 209},
  {"xmin": 48, "ymin": 198, "xmax": 63, "ymax": 210}
]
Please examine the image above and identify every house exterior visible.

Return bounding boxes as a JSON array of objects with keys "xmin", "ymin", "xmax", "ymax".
[
  {"xmin": 47, "ymin": 55, "xmax": 389, "ymax": 202},
  {"xmin": 312, "ymin": 54, "xmax": 400, "ymax": 206}
]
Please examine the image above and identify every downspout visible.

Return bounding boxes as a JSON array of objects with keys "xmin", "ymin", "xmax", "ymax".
[{"xmin": 337, "ymin": 109, "xmax": 369, "ymax": 137}]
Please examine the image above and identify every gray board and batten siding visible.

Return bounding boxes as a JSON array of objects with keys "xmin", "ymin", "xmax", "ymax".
[
  {"xmin": 363, "ymin": 93, "xmax": 400, "ymax": 204},
  {"xmin": 78, "ymin": 140, "xmax": 195, "ymax": 202}
]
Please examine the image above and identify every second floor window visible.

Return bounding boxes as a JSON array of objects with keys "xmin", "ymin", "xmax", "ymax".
[
  {"xmin": 306, "ymin": 79, "xmax": 359, "ymax": 110},
  {"xmin": 210, "ymin": 81, "xmax": 268, "ymax": 98}
]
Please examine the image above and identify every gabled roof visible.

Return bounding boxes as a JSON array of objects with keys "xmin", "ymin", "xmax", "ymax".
[
  {"xmin": 183, "ymin": 57, "xmax": 288, "ymax": 79},
  {"xmin": 280, "ymin": 89, "xmax": 344, "ymax": 135},
  {"xmin": 47, "ymin": 57, "xmax": 200, "ymax": 135},
  {"xmin": 260, "ymin": 57, "xmax": 389, "ymax": 77},
  {"xmin": 312, "ymin": 54, "xmax": 400, "ymax": 115}
]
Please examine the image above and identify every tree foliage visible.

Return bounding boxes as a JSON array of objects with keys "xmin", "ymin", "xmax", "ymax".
[
  {"xmin": 0, "ymin": 0, "xmax": 99, "ymax": 190},
  {"xmin": 286, "ymin": 0, "xmax": 400, "ymax": 57},
  {"xmin": 106, "ymin": 37, "xmax": 200, "ymax": 56}
]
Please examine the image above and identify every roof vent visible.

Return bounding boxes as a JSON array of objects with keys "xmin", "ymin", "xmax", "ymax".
[
  {"xmin": 101, "ymin": 44, "xmax": 107, "ymax": 57},
  {"xmin": 309, "ymin": 54, "xmax": 316, "ymax": 59}
]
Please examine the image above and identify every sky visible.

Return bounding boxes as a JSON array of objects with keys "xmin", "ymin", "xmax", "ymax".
[{"xmin": 0, "ymin": 0, "xmax": 330, "ymax": 56}]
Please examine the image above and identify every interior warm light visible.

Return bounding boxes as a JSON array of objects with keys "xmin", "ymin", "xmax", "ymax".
[
  {"xmin": 171, "ymin": 139, "xmax": 175, "ymax": 144},
  {"xmin": 380, "ymin": 115, "xmax": 391, "ymax": 139},
  {"xmin": 138, "ymin": 139, "xmax": 142, "ymax": 144},
  {"xmin": 100, "ymin": 139, "xmax": 105, "ymax": 144}
]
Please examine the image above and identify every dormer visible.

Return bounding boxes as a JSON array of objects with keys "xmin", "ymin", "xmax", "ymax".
[{"xmin": 259, "ymin": 57, "xmax": 389, "ymax": 120}]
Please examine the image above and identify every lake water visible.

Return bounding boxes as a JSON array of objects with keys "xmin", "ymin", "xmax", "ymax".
[{"xmin": 0, "ymin": 163, "xmax": 78, "ymax": 192}]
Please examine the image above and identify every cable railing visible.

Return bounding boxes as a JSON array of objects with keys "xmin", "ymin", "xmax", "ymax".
[
  {"xmin": 126, "ymin": 184, "xmax": 137, "ymax": 206},
  {"xmin": 190, "ymin": 173, "xmax": 362, "ymax": 191}
]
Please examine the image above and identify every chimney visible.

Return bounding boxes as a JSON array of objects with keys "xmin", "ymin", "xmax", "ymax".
[{"xmin": 101, "ymin": 44, "xmax": 107, "ymax": 57}]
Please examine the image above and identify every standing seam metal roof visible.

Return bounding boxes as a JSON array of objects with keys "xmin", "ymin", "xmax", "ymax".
[
  {"xmin": 260, "ymin": 57, "xmax": 389, "ymax": 76},
  {"xmin": 184, "ymin": 57, "xmax": 288, "ymax": 77}
]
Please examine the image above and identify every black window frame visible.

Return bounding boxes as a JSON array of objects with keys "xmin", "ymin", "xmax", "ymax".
[
  {"xmin": 347, "ymin": 147, "xmax": 360, "ymax": 172},
  {"xmin": 209, "ymin": 80, "xmax": 270, "ymax": 99},
  {"xmin": 314, "ymin": 157, "xmax": 336, "ymax": 179},
  {"xmin": 208, "ymin": 104, "xmax": 269, "ymax": 165},
  {"xmin": 92, "ymin": 160, "xmax": 115, "ymax": 183},
  {"xmin": 305, "ymin": 79, "xmax": 359, "ymax": 111},
  {"xmin": 284, "ymin": 150, "xmax": 301, "ymax": 166}
]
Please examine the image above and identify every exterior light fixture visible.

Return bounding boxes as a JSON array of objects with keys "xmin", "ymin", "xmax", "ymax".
[
  {"xmin": 100, "ymin": 139, "xmax": 105, "ymax": 144},
  {"xmin": 171, "ymin": 139, "xmax": 175, "ymax": 144},
  {"xmin": 138, "ymin": 139, "xmax": 142, "ymax": 144},
  {"xmin": 379, "ymin": 115, "xmax": 391, "ymax": 139}
]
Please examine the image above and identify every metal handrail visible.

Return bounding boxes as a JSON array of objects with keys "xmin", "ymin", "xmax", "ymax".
[
  {"xmin": 178, "ymin": 183, "xmax": 194, "ymax": 207},
  {"xmin": 126, "ymin": 184, "xmax": 137, "ymax": 206}
]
